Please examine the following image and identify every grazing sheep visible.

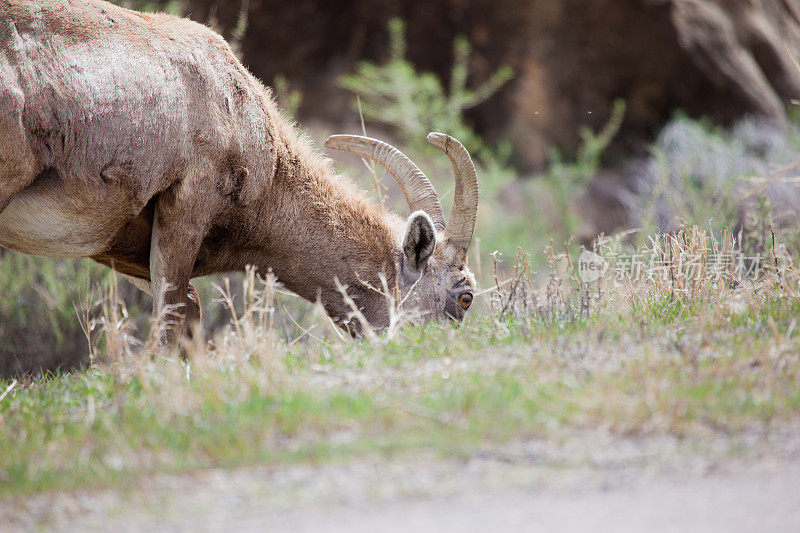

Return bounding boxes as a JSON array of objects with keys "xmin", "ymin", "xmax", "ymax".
[{"xmin": 0, "ymin": 0, "xmax": 479, "ymax": 344}]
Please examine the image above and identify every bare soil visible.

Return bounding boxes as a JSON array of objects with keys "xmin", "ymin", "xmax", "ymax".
[{"xmin": 5, "ymin": 430, "xmax": 799, "ymax": 532}]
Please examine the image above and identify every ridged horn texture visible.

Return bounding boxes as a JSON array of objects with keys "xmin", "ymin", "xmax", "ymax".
[
  {"xmin": 426, "ymin": 132, "xmax": 479, "ymax": 249},
  {"xmin": 324, "ymin": 135, "xmax": 446, "ymax": 231}
]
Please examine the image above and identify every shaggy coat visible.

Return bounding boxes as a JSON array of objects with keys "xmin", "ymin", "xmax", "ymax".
[{"xmin": 0, "ymin": 0, "xmax": 477, "ymax": 341}]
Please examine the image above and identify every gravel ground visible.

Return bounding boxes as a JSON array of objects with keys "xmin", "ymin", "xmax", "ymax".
[
  {"xmin": 5, "ymin": 429, "xmax": 800, "ymax": 532},
  {"xmin": 248, "ymin": 462, "xmax": 800, "ymax": 533}
]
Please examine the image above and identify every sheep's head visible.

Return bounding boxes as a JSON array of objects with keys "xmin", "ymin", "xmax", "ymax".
[
  {"xmin": 325, "ymin": 132, "xmax": 479, "ymax": 331},
  {"xmin": 394, "ymin": 209, "xmax": 476, "ymax": 322}
]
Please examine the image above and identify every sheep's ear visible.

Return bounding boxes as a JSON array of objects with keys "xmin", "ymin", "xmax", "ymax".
[{"xmin": 402, "ymin": 211, "xmax": 436, "ymax": 278}]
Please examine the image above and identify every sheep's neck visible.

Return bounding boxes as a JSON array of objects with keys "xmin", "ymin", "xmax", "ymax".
[{"xmin": 253, "ymin": 140, "xmax": 400, "ymax": 317}]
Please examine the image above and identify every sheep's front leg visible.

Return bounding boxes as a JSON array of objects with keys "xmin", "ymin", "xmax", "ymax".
[
  {"xmin": 149, "ymin": 187, "xmax": 210, "ymax": 348},
  {"xmin": 124, "ymin": 275, "xmax": 202, "ymax": 342}
]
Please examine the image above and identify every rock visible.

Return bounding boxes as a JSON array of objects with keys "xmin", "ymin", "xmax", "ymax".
[{"xmin": 184, "ymin": 0, "xmax": 800, "ymax": 169}]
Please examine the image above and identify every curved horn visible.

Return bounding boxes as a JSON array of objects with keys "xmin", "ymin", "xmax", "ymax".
[
  {"xmin": 426, "ymin": 132, "xmax": 479, "ymax": 249},
  {"xmin": 325, "ymin": 135, "xmax": 446, "ymax": 231}
]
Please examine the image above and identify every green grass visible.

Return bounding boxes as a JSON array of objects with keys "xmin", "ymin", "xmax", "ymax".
[{"xmin": 2, "ymin": 274, "xmax": 799, "ymax": 497}]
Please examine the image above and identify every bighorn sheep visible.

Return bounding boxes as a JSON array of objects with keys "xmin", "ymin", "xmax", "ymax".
[{"xmin": 0, "ymin": 0, "xmax": 479, "ymax": 343}]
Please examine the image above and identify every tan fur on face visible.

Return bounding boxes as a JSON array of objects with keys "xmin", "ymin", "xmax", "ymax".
[{"xmin": 0, "ymin": 0, "xmax": 476, "ymax": 338}]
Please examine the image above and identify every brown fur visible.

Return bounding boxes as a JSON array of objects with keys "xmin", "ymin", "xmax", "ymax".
[{"xmin": 0, "ymin": 0, "xmax": 476, "ymax": 343}]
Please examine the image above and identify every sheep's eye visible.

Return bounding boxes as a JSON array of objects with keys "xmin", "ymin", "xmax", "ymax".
[{"xmin": 458, "ymin": 292, "xmax": 473, "ymax": 309}]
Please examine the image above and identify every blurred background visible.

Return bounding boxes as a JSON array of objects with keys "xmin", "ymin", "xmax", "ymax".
[{"xmin": 3, "ymin": 0, "xmax": 800, "ymax": 375}]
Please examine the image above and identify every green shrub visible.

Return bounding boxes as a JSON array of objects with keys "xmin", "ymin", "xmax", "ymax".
[
  {"xmin": 545, "ymin": 99, "xmax": 626, "ymax": 237},
  {"xmin": 0, "ymin": 255, "xmax": 105, "ymax": 376},
  {"xmin": 339, "ymin": 18, "xmax": 513, "ymax": 161}
]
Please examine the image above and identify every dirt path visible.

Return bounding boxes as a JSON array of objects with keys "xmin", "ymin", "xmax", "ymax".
[
  {"xmin": 258, "ymin": 463, "xmax": 800, "ymax": 533},
  {"xmin": 6, "ymin": 434, "xmax": 800, "ymax": 532}
]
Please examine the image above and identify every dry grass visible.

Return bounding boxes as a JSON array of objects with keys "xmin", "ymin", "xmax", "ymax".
[{"xmin": 0, "ymin": 224, "xmax": 799, "ymax": 497}]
